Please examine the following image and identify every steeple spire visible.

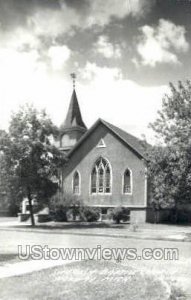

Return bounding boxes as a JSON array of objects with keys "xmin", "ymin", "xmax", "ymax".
[
  {"xmin": 60, "ymin": 73, "xmax": 87, "ymax": 142},
  {"xmin": 61, "ymin": 89, "xmax": 87, "ymax": 130}
]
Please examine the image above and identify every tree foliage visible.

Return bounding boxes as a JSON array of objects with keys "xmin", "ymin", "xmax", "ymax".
[
  {"xmin": 148, "ymin": 81, "xmax": 191, "ymax": 214},
  {"xmin": 0, "ymin": 151, "xmax": 20, "ymax": 215},
  {"xmin": 0, "ymin": 104, "xmax": 65, "ymax": 225}
]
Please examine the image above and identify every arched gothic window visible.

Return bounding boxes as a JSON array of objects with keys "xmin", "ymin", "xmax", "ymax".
[
  {"xmin": 123, "ymin": 169, "xmax": 132, "ymax": 194},
  {"xmin": 73, "ymin": 171, "xmax": 80, "ymax": 194},
  {"xmin": 91, "ymin": 157, "xmax": 111, "ymax": 194}
]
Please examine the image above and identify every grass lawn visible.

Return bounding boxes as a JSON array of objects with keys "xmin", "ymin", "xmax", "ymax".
[{"xmin": 0, "ymin": 260, "xmax": 186, "ymax": 300}]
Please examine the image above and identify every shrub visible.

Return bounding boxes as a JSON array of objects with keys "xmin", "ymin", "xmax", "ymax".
[
  {"xmin": 49, "ymin": 194, "xmax": 83, "ymax": 222},
  {"xmin": 177, "ymin": 209, "xmax": 189, "ymax": 223},
  {"xmin": 80, "ymin": 207, "xmax": 101, "ymax": 222},
  {"xmin": 49, "ymin": 203, "xmax": 67, "ymax": 222},
  {"xmin": 66, "ymin": 206, "xmax": 81, "ymax": 221},
  {"xmin": 108, "ymin": 207, "xmax": 130, "ymax": 224},
  {"xmin": 8, "ymin": 202, "xmax": 20, "ymax": 216},
  {"xmin": 49, "ymin": 196, "xmax": 68, "ymax": 222}
]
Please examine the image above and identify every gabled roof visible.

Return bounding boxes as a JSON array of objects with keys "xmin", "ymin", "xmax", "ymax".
[
  {"xmin": 60, "ymin": 89, "xmax": 87, "ymax": 132},
  {"xmin": 67, "ymin": 118, "xmax": 147, "ymax": 160}
]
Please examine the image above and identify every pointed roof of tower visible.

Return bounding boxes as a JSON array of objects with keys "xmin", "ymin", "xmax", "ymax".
[{"xmin": 60, "ymin": 89, "xmax": 87, "ymax": 132}]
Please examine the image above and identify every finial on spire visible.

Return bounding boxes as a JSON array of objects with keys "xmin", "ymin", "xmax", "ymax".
[{"xmin": 70, "ymin": 73, "xmax": 76, "ymax": 90}]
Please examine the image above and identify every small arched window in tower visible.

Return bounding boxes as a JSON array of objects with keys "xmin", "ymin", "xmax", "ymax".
[
  {"xmin": 123, "ymin": 169, "xmax": 132, "ymax": 194},
  {"xmin": 73, "ymin": 171, "xmax": 80, "ymax": 194},
  {"xmin": 91, "ymin": 157, "xmax": 111, "ymax": 194}
]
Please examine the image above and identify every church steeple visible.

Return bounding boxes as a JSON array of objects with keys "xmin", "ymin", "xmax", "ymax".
[
  {"xmin": 60, "ymin": 89, "xmax": 87, "ymax": 132},
  {"xmin": 59, "ymin": 74, "xmax": 87, "ymax": 151}
]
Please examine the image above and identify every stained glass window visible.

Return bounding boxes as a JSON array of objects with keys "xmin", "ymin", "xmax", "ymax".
[{"xmin": 91, "ymin": 157, "xmax": 111, "ymax": 194}]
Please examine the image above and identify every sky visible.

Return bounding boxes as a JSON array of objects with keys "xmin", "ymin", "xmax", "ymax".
[{"xmin": 0, "ymin": 0, "xmax": 191, "ymax": 143}]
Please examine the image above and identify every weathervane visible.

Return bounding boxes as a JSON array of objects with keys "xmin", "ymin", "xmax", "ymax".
[{"xmin": 70, "ymin": 73, "xmax": 76, "ymax": 89}]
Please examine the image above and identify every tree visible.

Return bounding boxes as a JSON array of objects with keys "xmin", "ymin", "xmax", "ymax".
[
  {"xmin": 0, "ymin": 104, "xmax": 65, "ymax": 226},
  {"xmin": 0, "ymin": 152, "xmax": 21, "ymax": 215},
  {"xmin": 0, "ymin": 130, "xmax": 22, "ymax": 215},
  {"xmin": 148, "ymin": 81, "xmax": 191, "ymax": 221}
]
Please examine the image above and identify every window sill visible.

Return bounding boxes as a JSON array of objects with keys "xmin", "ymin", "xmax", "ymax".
[
  {"xmin": 122, "ymin": 193, "xmax": 133, "ymax": 195},
  {"xmin": 90, "ymin": 193, "xmax": 112, "ymax": 196}
]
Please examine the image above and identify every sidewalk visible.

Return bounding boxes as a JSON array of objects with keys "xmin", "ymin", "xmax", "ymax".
[
  {"xmin": 0, "ymin": 219, "xmax": 190, "ymax": 242},
  {"xmin": 0, "ymin": 258, "xmax": 73, "ymax": 279}
]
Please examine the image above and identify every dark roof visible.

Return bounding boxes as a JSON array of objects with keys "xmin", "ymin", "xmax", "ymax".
[
  {"xmin": 60, "ymin": 89, "xmax": 87, "ymax": 132},
  {"xmin": 68, "ymin": 118, "xmax": 147, "ymax": 160},
  {"xmin": 101, "ymin": 119, "xmax": 147, "ymax": 158}
]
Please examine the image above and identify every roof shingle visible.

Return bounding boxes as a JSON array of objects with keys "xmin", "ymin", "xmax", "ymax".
[
  {"xmin": 60, "ymin": 89, "xmax": 87, "ymax": 132},
  {"xmin": 68, "ymin": 118, "xmax": 147, "ymax": 159}
]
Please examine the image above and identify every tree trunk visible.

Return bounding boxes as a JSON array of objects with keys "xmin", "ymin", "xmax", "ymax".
[
  {"xmin": 172, "ymin": 207, "xmax": 178, "ymax": 224},
  {"xmin": 27, "ymin": 187, "xmax": 35, "ymax": 226},
  {"xmin": 154, "ymin": 210, "xmax": 159, "ymax": 224}
]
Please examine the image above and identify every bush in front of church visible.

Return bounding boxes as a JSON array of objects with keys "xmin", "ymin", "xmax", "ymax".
[
  {"xmin": 79, "ymin": 207, "xmax": 101, "ymax": 222},
  {"xmin": 50, "ymin": 204, "xmax": 68, "ymax": 222},
  {"xmin": 108, "ymin": 207, "xmax": 130, "ymax": 224},
  {"xmin": 49, "ymin": 194, "xmax": 83, "ymax": 222},
  {"xmin": 49, "ymin": 196, "xmax": 68, "ymax": 222}
]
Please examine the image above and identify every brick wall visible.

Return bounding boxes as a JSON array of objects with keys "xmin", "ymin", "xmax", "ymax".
[{"xmin": 62, "ymin": 123, "xmax": 147, "ymax": 211}]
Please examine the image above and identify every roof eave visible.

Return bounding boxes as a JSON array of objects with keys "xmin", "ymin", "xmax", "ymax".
[{"xmin": 67, "ymin": 118, "xmax": 147, "ymax": 160}]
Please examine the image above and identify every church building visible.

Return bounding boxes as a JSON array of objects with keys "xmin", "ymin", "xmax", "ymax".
[{"xmin": 58, "ymin": 79, "xmax": 148, "ymax": 223}]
